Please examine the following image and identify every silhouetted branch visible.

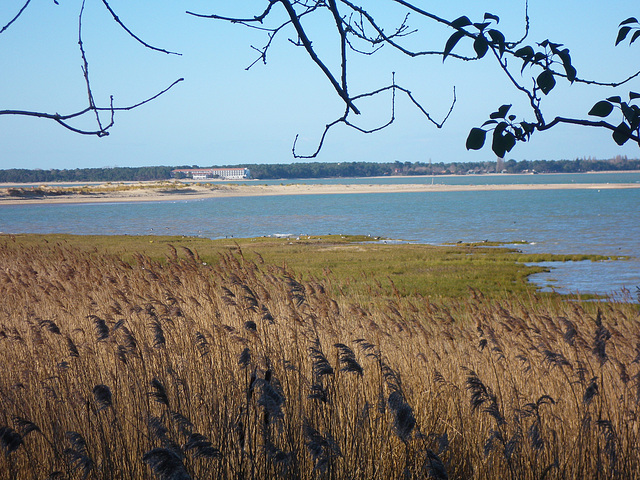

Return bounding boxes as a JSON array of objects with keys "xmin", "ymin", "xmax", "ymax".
[
  {"xmin": 111, "ymin": 78, "xmax": 185, "ymax": 111},
  {"xmin": 1, "ymin": 0, "xmax": 183, "ymax": 137},
  {"xmin": 338, "ymin": 0, "xmax": 475, "ymax": 60},
  {"xmin": 101, "ymin": 0, "xmax": 181, "ymax": 55},
  {"xmin": 280, "ymin": 0, "xmax": 360, "ymax": 114},
  {"xmin": 0, "ymin": 78, "xmax": 184, "ymax": 136},
  {"xmin": 0, "ymin": 0, "xmax": 31, "ymax": 35},
  {"xmin": 3, "ymin": 0, "xmax": 639, "ymax": 154},
  {"xmin": 78, "ymin": 0, "xmax": 106, "ymax": 134},
  {"xmin": 327, "ymin": 0, "xmax": 349, "ymax": 101},
  {"xmin": 540, "ymin": 117, "xmax": 640, "ymax": 144},
  {"xmin": 186, "ymin": 2, "xmax": 278, "ymax": 24},
  {"xmin": 509, "ymin": 0, "xmax": 530, "ymax": 48},
  {"xmin": 292, "ymin": 75, "xmax": 456, "ymax": 158}
]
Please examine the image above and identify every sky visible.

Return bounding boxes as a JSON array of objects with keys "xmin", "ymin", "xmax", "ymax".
[{"xmin": 0, "ymin": 0, "xmax": 639, "ymax": 170}]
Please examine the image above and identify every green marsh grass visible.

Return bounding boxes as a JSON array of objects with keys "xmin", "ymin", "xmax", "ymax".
[
  {"xmin": 1, "ymin": 234, "xmax": 615, "ymax": 300},
  {"xmin": 0, "ymin": 235, "xmax": 637, "ymax": 479}
]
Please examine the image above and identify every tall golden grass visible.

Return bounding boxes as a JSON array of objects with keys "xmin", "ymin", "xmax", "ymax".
[{"xmin": 0, "ymin": 240, "xmax": 638, "ymax": 479}]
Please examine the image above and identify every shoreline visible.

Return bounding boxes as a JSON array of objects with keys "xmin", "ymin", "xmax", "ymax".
[
  {"xmin": 1, "ymin": 170, "xmax": 640, "ymax": 188},
  {"xmin": 1, "ymin": 181, "xmax": 639, "ymax": 205}
]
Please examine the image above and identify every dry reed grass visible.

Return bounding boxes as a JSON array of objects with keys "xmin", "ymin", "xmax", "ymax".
[{"xmin": 0, "ymin": 239, "xmax": 638, "ymax": 479}]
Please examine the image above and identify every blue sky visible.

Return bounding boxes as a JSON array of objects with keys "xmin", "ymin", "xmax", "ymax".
[{"xmin": 1, "ymin": 0, "xmax": 639, "ymax": 170}]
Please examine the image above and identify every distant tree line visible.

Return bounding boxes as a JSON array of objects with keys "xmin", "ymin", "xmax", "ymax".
[
  {"xmin": 0, "ymin": 166, "xmax": 175, "ymax": 183},
  {"xmin": 234, "ymin": 157, "xmax": 640, "ymax": 178},
  {"xmin": 1, "ymin": 157, "xmax": 638, "ymax": 183}
]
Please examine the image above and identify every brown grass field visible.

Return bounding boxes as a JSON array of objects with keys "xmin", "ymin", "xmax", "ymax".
[{"xmin": 0, "ymin": 237, "xmax": 639, "ymax": 479}]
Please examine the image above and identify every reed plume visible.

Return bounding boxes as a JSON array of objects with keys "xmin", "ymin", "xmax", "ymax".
[{"xmin": 1, "ymin": 238, "xmax": 639, "ymax": 479}]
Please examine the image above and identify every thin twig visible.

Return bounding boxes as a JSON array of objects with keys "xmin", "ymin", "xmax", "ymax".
[
  {"xmin": 292, "ymin": 77, "xmax": 456, "ymax": 158},
  {"xmin": 0, "ymin": 79, "xmax": 183, "ymax": 136},
  {"xmin": 186, "ymin": 1, "xmax": 278, "ymax": 23},
  {"xmin": 0, "ymin": 0, "xmax": 31, "ymax": 35},
  {"xmin": 279, "ymin": 0, "xmax": 360, "ymax": 114},
  {"xmin": 78, "ymin": 0, "xmax": 106, "ymax": 135},
  {"xmin": 101, "ymin": 0, "xmax": 181, "ymax": 55},
  {"xmin": 540, "ymin": 116, "xmax": 640, "ymax": 144}
]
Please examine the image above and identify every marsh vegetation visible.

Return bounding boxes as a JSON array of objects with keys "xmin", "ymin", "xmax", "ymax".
[{"xmin": 0, "ymin": 235, "xmax": 638, "ymax": 479}]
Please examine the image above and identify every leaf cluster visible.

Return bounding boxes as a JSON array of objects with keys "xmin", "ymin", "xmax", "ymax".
[
  {"xmin": 443, "ymin": 13, "xmax": 504, "ymax": 61},
  {"xmin": 588, "ymin": 92, "xmax": 640, "ymax": 146},
  {"xmin": 514, "ymin": 39, "xmax": 577, "ymax": 94},
  {"xmin": 466, "ymin": 105, "xmax": 535, "ymax": 158},
  {"xmin": 616, "ymin": 17, "xmax": 640, "ymax": 46},
  {"xmin": 467, "ymin": 14, "xmax": 640, "ymax": 155}
]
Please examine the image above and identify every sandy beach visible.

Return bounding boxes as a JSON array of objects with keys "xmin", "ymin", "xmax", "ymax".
[{"xmin": 0, "ymin": 181, "xmax": 639, "ymax": 205}]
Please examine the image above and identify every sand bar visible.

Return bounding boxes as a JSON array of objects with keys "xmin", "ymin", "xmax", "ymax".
[{"xmin": 0, "ymin": 182, "xmax": 638, "ymax": 205}]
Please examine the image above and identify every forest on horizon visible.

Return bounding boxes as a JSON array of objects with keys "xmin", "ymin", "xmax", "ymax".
[{"xmin": 0, "ymin": 156, "xmax": 638, "ymax": 183}]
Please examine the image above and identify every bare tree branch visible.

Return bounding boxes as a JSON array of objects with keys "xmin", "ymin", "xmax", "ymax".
[
  {"xmin": 328, "ymin": 0, "xmax": 349, "ymax": 99},
  {"xmin": 292, "ymin": 75, "xmax": 457, "ymax": 158},
  {"xmin": 0, "ymin": 78, "xmax": 184, "ymax": 136},
  {"xmin": 1, "ymin": 0, "xmax": 184, "ymax": 137},
  {"xmin": 100, "ymin": 0, "xmax": 181, "ymax": 55},
  {"xmin": 279, "ymin": 0, "xmax": 360, "ymax": 114},
  {"xmin": 338, "ymin": 0, "xmax": 475, "ymax": 60},
  {"xmin": 186, "ymin": 1, "xmax": 278, "ymax": 23},
  {"xmin": 0, "ymin": 0, "xmax": 31, "ymax": 35},
  {"xmin": 540, "ymin": 116, "xmax": 640, "ymax": 144},
  {"xmin": 4, "ymin": 0, "xmax": 639, "ymax": 155},
  {"xmin": 78, "ymin": 0, "xmax": 106, "ymax": 135},
  {"xmin": 388, "ymin": 0, "xmax": 471, "ymax": 35},
  {"xmin": 509, "ymin": 0, "xmax": 530, "ymax": 48},
  {"xmin": 109, "ymin": 78, "xmax": 184, "ymax": 111}
]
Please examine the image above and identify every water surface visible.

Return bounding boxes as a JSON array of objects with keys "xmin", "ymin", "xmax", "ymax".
[{"xmin": 1, "ymin": 173, "xmax": 638, "ymax": 299}]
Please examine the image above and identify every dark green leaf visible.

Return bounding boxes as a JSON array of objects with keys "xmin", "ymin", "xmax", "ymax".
[
  {"xmin": 621, "ymin": 103, "xmax": 636, "ymax": 123},
  {"xmin": 508, "ymin": 114, "xmax": 517, "ymax": 121},
  {"xmin": 515, "ymin": 46, "xmax": 534, "ymax": 72},
  {"xmin": 557, "ymin": 49, "xmax": 576, "ymax": 82},
  {"xmin": 488, "ymin": 29, "xmax": 506, "ymax": 56},
  {"xmin": 494, "ymin": 121, "xmax": 508, "ymax": 135},
  {"xmin": 630, "ymin": 92, "xmax": 640, "ymax": 100},
  {"xmin": 514, "ymin": 46, "xmax": 534, "ymax": 58},
  {"xmin": 619, "ymin": 17, "xmax": 639, "ymax": 26},
  {"xmin": 503, "ymin": 132, "xmax": 516, "ymax": 153},
  {"xmin": 631, "ymin": 30, "xmax": 640, "ymax": 45},
  {"xmin": 484, "ymin": 13, "xmax": 500, "ymax": 23},
  {"xmin": 537, "ymin": 70, "xmax": 556, "ymax": 95},
  {"xmin": 443, "ymin": 31, "xmax": 465, "ymax": 62},
  {"xmin": 481, "ymin": 119, "xmax": 498, "ymax": 127},
  {"xmin": 616, "ymin": 26, "xmax": 631, "ymax": 46},
  {"xmin": 533, "ymin": 52, "xmax": 547, "ymax": 63},
  {"xmin": 466, "ymin": 128, "xmax": 486, "ymax": 150},
  {"xmin": 607, "ymin": 96, "xmax": 622, "ymax": 104},
  {"xmin": 588, "ymin": 100, "xmax": 614, "ymax": 117},
  {"xmin": 491, "ymin": 129, "xmax": 507, "ymax": 158},
  {"xmin": 565, "ymin": 65, "xmax": 577, "ymax": 83},
  {"xmin": 548, "ymin": 42, "xmax": 562, "ymax": 55},
  {"xmin": 513, "ymin": 127, "xmax": 524, "ymax": 139},
  {"xmin": 490, "ymin": 104, "xmax": 512, "ymax": 119},
  {"xmin": 522, "ymin": 122, "xmax": 536, "ymax": 135},
  {"xmin": 630, "ymin": 107, "xmax": 640, "ymax": 130},
  {"xmin": 612, "ymin": 122, "xmax": 632, "ymax": 146},
  {"xmin": 473, "ymin": 35, "xmax": 489, "ymax": 58},
  {"xmin": 473, "ymin": 22, "xmax": 490, "ymax": 32},
  {"xmin": 451, "ymin": 16, "xmax": 472, "ymax": 29},
  {"xmin": 491, "ymin": 142, "xmax": 506, "ymax": 159}
]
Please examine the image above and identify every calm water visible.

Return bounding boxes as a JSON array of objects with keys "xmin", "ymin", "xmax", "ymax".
[
  {"xmin": 1, "ymin": 172, "xmax": 639, "ymax": 299},
  {"xmin": 248, "ymin": 171, "xmax": 640, "ymax": 186}
]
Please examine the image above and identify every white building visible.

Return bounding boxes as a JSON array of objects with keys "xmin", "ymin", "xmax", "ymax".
[{"xmin": 171, "ymin": 168, "xmax": 251, "ymax": 180}]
